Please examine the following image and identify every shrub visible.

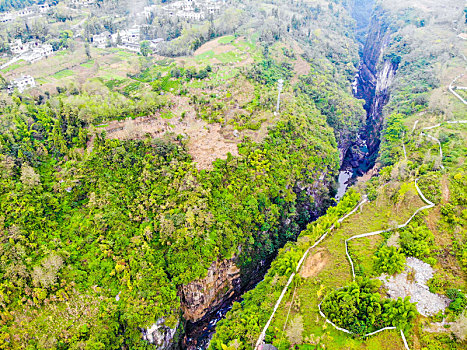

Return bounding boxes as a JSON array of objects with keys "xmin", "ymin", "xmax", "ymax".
[
  {"xmin": 447, "ymin": 289, "xmax": 467, "ymax": 315},
  {"xmin": 427, "ymin": 273, "xmax": 448, "ymax": 293},
  {"xmin": 321, "ymin": 278, "xmax": 417, "ymax": 333},
  {"xmin": 373, "ymin": 246, "xmax": 406, "ymax": 275},
  {"xmin": 400, "ymin": 222, "xmax": 435, "ymax": 261}
]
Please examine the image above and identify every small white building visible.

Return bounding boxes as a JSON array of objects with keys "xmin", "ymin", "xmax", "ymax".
[
  {"xmin": 177, "ymin": 10, "xmax": 203, "ymax": 21},
  {"xmin": 0, "ymin": 12, "xmax": 15, "ymax": 23},
  {"xmin": 18, "ymin": 7, "xmax": 35, "ymax": 17},
  {"xmin": 23, "ymin": 44, "xmax": 54, "ymax": 63},
  {"xmin": 207, "ymin": 5, "xmax": 221, "ymax": 15},
  {"xmin": 181, "ymin": 0, "xmax": 195, "ymax": 11},
  {"xmin": 119, "ymin": 26, "xmax": 140, "ymax": 44},
  {"xmin": 8, "ymin": 75, "xmax": 36, "ymax": 93},
  {"xmin": 10, "ymin": 39, "xmax": 42, "ymax": 55},
  {"xmin": 11, "ymin": 39, "xmax": 29, "ymax": 55},
  {"xmin": 70, "ymin": 0, "xmax": 95, "ymax": 7},
  {"xmin": 92, "ymin": 31, "xmax": 111, "ymax": 48},
  {"xmin": 159, "ymin": 0, "xmax": 223, "ymax": 21},
  {"xmin": 38, "ymin": 4, "xmax": 50, "ymax": 13}
]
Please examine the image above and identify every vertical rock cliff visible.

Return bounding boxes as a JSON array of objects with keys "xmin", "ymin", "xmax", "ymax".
[
  {"xmin": 179, "ymin": 258, "xmax": 241, "ymax": 322},
  {"xmin": 355, "ymin": 11, "xmax": 398, "ymax": 155}
]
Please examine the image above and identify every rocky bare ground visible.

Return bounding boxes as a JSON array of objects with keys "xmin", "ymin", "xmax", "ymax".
[{"xmin": 379, "ymin": 257, "xmax": 451, "ymax": 316}]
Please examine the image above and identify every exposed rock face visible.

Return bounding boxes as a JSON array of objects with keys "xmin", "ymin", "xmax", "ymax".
[
  {"xmin": 179, "ymin": 178, "xmax": 331, "ymax": 326},
  {"xmin": 142, "ymin": 318, "xmax": 180, "ymax": 349},
  {"xmin": 355, "ymin": 12, "xmax": 398, "ymax": 155},
  {"xmin": 179, "ymin": 258, "xmax": 241, "ymax": 322}
]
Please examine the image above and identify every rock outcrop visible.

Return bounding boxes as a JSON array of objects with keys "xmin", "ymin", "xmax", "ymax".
[
  {"xmin": 179, "ymin": 258, "xmax": 241, "ymax": 322},
  {"xmin": 142, "ymin": 318, "xmax": 181, "ymax": 350}
]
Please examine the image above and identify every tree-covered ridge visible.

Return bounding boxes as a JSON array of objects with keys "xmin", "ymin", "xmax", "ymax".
[
  {"xmin": 378, "ymin": 0, "xmax": 465, "ymax": 117},
  {"xmin": 0, "ymin": 0, "xmax": 44, "ymax": 12},
  {"xmin": 0, "ymin": 0, "xmax": 372, "ymax": 347}
]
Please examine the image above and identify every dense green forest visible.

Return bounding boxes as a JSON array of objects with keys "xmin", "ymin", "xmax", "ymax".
[{"xmin": 0, "ymin": 81, "xmax": 339, "ymax": 348}]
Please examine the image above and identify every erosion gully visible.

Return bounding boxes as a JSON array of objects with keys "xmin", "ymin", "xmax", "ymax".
[{"xmin": 183, "ymin": 2, "xmax": 385, "ymax": 349}]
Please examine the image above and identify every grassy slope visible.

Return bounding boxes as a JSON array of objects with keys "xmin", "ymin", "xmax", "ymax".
[{"xmin": 213, "ymin": 103, "xmax": 467, "ymax": 350}]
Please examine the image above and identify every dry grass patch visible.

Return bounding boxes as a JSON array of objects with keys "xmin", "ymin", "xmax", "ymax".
[{"xmin": 300, "ymin": 249, "xmax": 330, "ymax": 278}]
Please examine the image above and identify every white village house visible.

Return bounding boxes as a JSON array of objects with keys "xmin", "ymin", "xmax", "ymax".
[
  {"xmin": 69, "ymin": 0, "xmax": 95, "ymax": 7},
  {"xmin": 17, "ymin": 7, "xmax": 34, "ymax": 17},
  {"xmin": 146, "ymin": 0, "xmax": 223, "ymax": 22},
  {"xmin": 8, "ymin": 75, "xmax": 36, "ymax": 93},
  {"xmin": 92, "ymin": 31, "xmax": 112, "ymax": 48},
  {"xmin": 22, "ymin": 43, "xmax": 54, "ymax": 63},
  {"xmin": 10, "ymin": 39, "xmax": 30, "ymax": 55},
  {"xmin": 38, "ymin": 4, "xmax": 51, "ymax": 13},
  {"xmin": 0, "ymin": 12, "xmax": 15, "ymax": 23},
  {"xmin": 0, "ymin": 3, "xmax": 55, "ymax": 23},
  {"xmin": 119, "ymin": 26, "xmax": 141, "ymax": 44},
  {"xmin": 9, "ymin": 39, "xmax": 54, "ymax": 63},
  {"xmin": 10, "ymin": 39, "xmax": 42, "ymax": 55}
]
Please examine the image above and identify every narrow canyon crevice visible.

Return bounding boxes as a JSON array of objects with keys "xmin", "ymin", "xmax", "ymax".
[
  {"xmin": 355, "ymin": 9, "xmax": 398, "ymax": 159},
  {"xmin": 338, "ymin": 3, "xmax": 397, "ymax": 196},
  {"xmin": 341, "ymin": 5, "xmax": 398, "ymax": 180}
]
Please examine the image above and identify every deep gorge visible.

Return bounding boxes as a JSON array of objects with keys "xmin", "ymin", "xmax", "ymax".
[
  {"xmin": 339, "ymin": 1, "xmax": 398, "ymax": 191},
  {"xmin": 179, "ymin": 6, "xmax": 397, "ymax": 349}
]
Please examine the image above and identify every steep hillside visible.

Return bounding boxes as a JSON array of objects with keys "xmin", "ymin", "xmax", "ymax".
[{"xmin": 211, "ymin": 0, "xmax": 467, "ymax": 349}]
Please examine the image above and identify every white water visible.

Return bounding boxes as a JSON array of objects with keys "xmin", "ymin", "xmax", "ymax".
[{"xmin": 336, "ymin": 170, "xmax": 353, "ymax": 201}]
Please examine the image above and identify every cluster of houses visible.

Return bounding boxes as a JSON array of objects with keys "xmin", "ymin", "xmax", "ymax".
[
  {"xmin": 10, "ymin": 39, "xmax": 54, "ymax": 63},
  {"xmin": 7, "ymin": 75, "xmax": 36, "ymax": 94},
  {"xmin": 92, "ymin": 25, "xmax": 164, "ymax": 54},
  {"xmin": 143, "ymin": 0, "xmax": 223, "ymax": 22},
  {"xmin": 0, "ymin": 3, "xmax": 52, "ymax": 24}
]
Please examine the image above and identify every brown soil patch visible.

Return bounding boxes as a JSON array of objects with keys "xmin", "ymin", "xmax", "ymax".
[
  {"xmin": 194, "ymin": 38, "xmax": 235, "ymax": 56},
  {"xmin": 425, "ymin": 207, "xmax": 440, "ymax": 235},
  {"xmin": 441, "ymin": 175, "xmax": 450, "ymax": 203},
  {"xmin": 98, "ymin": 74, "xmax": 272, "ymax": 170},
  {"xmin": 292, "ymin": 56, "xmax": 311, "ymax": 84},
  {"xmin": 102, "ymin": 107, "xmax": 241, "ymax": 170},
  {"xmin": 300, "ymin": 249, "xmax": 329, "ymax": 278},
  {"xmin": 386, "ymin": 232, "xmax": 400, "ymax": 248}
]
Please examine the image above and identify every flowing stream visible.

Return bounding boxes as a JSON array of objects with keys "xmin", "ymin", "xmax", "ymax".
[{"xmin": 183, "ymin": 303, "xmax": 236, "ymax": 350}]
